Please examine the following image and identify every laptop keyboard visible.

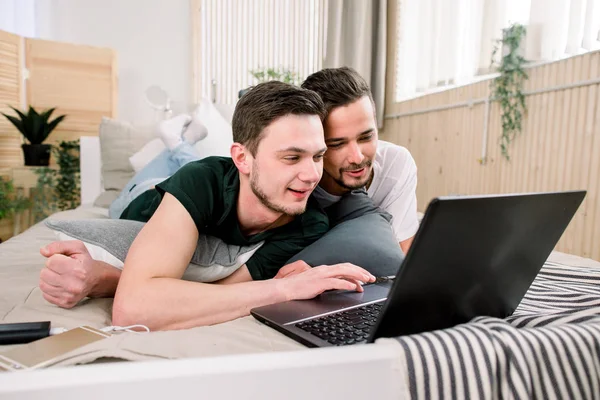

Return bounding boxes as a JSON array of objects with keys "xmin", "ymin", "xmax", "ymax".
[{"xmin": 295, "ymin": 302, "xmax": 384, "ymax": 346}]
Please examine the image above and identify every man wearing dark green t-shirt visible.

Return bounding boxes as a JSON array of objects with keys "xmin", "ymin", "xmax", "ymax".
[
  {"xmin": 118, "ymin": 156, "xmax": 329, "ymax": 281},
  {"xmin": 39, "ymin": 81, "xmax": 375, "ymax": 330}
]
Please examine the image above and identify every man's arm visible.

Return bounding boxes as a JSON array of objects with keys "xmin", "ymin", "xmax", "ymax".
[
  {"xmin": 383, "ymin": 157, "xmax": 419, "ymax": 255},
  {"xmin": 400, "ymin": 236, "xmax": 414, "ymax": 255},
  {"xmin": 113, "ymin": 193, "xmax": 374, "ymax": 331},
  {"xmin": 39, "ymin": 241, "xmax": 122, "ymax": 308}
]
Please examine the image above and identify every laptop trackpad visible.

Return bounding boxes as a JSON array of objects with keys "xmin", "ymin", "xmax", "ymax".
[{"xmin": 278, "ymin": 283, "xmax": 391, "ymax": 324}]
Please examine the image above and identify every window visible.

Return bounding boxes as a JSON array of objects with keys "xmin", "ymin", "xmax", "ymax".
[
  {"xmin": 195, "ymin": 0, "xmax": 327, "ymax": 105},
  {"xmin": 394, "ymin": 0, "xmax": 600, "ymax": 102}
]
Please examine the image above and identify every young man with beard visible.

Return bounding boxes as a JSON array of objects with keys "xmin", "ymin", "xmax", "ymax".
[
  {"xmin": 38, "ymin": 81, "xmax": 375, "ymax": 330},
  {"xmin": 301, "ymin": 67, "xmax": 419, "ymax": 255}
]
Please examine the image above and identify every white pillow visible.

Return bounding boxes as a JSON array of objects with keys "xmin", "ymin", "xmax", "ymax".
[{"xmin": 191, "ymin": 98, "xmax": 234, "ymax": 159}]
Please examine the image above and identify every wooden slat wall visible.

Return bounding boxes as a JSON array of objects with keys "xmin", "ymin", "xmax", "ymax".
[
  {"xmin": 382, "ymin": 51, "xmax": 600, "ymax": 261},
  {"xmin": 0, "ymin": 30, "xmax": 23, "ymax": 168},
  {"xmin": 25, "ymin": 37, "xmax": 117, "ymax": 146}
]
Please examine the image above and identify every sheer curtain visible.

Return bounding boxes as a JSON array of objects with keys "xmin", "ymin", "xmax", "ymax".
[
  {"xmin": 527, "ymin": 0, "xmax": 600, "ymax": 61},
  {"xmin": 394, "ymin": 0, "xmax": 600, "ymax": 102},
  {"xmin": 395, "ymin": 0, "xmax": 488, "ymax": 101},
  {"xmin": 197, "ymin": 0, "xmax": 327, "ymax": 106}
]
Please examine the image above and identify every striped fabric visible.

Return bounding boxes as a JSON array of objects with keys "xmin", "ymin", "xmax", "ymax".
[{"xmin": 395, "ymin": 261, "xmax": 600, "ymax": 400}]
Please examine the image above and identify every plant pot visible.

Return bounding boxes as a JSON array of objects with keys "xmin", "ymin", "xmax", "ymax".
[{"xmin": 22, "ymin": 144, "xmax": 51, "ymax": 166}]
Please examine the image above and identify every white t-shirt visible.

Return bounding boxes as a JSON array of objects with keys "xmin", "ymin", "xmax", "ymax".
[{"xmin": 313, "ymin": 140, "xmax": 419, "ymax": 243}]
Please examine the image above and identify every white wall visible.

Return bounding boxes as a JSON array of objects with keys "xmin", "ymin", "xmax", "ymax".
[
  {"xmin": 0, "ymin": 0, "xmax": 36, "ymax": 37},
  {"xmin": 35, "ymin": 0, "xmax": 192, "ymax": 125}
]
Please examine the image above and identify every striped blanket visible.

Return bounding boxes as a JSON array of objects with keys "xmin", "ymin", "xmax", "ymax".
[{"xmin": 395, "ymin": 260, "xmax": 600, "ymax": 400}]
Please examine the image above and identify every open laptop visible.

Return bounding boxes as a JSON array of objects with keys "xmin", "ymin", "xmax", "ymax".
[{"xmin": 251, "ymin": 191, "xmax": 587, "ymax": 347}]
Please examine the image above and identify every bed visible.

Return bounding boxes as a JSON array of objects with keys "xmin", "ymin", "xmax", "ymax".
[
  {"xmin": 0, "ymin": 206, "xmax": 599, "ymax": 399},
  {"xmin": 1, "ymin": 108, "xmax": 599, "ymax": 399}
]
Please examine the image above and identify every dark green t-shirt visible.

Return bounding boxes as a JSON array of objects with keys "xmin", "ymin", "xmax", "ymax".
[{"xmin": 119, "ymin": 156, "xmax": 329, "ymax": 280}]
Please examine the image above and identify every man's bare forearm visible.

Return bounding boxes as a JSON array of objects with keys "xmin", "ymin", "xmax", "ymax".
[
  {"xmin": 112, "ymin": 277, "xmax": 285, "ymax": 331},
  {"xmin": 88, "ymin": 260, "xmax": 122, "ymax": 298}
]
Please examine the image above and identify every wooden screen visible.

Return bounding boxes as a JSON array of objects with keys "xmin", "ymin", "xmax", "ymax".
[
  {"xmin": 0, "ymin": 30, "xmax": 23, "ymax": 168},
  {"xmin": 25, "ymin": 37, "xmax": 118, "ymax": 145}
]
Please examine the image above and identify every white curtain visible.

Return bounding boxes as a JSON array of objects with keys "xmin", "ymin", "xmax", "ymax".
[
  {"xmin": 396, "ymin": 0, "xmax": 488, "ymax": 101},
  {"xmin": 323, "ymin": 0, "xmax": 387, "ymax": 128},
  {"xmin": 198, "ymin": 0, "xmax": 327, "ymax": 106},
  {"xmin": 395, "ymin": 0, "xmax": 535, "ymax": 101},
  {"xmin": 528, "ymin": 0, "xmax": 600, "ymax": 61},
  {"xmin": 480, "ymin": 0, "xmax": 530, "ymax": 71},
  {"xmin": 0, "ymin": 0, "xmax": 36, "ymax": 37},
  {"xmin": 395, "ymin": 0, "xmax": 600, "ymax": 101}
]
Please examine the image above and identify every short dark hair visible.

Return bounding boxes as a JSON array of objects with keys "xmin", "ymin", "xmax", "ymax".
[
  {"xmin": 301, "ymin": 67, "xmax": 373, "ymax": 115},
  {"xmin": 232, "ymin": 81, "xmax": 326, "ymax": 155}
]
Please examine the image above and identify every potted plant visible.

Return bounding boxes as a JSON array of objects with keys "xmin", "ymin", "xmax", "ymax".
[
  {"xmin": 33, "ymin": 139, "xmax": 81, "ymax": 223},
  {"xmin": 1, "ymin": 106, "xmax": 66, "ymax": 166},
  {"xmin": 490, "ymin": 23, "xmax": 528, "ymax": 161},
  {"xmin": 0, "ymin": 177, "xmax": 31, "ymax": 242}
]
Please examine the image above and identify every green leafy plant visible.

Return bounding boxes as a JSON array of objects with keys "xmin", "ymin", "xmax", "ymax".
[
  {"xmin": 249, "ymin": 67, "xmax": 300, "ymax": 85},
  {"xmin": 1, "ymin": 106, "xmax": 66, "ymax": 145},
  {"xmin": 490, "ymin": 23, "xmax": 529, "ymax": 161},
  {"xmin": 33, "ymin": 139, "xmax": 80, "ymax": 222},
  {"xmin": 0, "ymin": 177, "xmax": 30, "ymax": 222},
  {"xmin": 240, "ymin": 67, "xmax": 301, "ymax": 98}
]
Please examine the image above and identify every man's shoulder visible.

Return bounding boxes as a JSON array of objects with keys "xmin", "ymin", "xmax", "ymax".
[
  {"xmin": 169, "ymin": 156, "xmax": 237, "ymax": 188},
  {"xmin": 369, "ymin": 141, "xmax": 417, "ymax": 202},
  {"xmin": 376, "ymin": 140, "xmax": 414, "ymax": 165},
  {"xmin": 177, "ymin": 156, "xmax": 235, "ymax": 175},
  {"xmin": 155, "ymin": 156, "xmax": 237, "ymax": 211},
  {"xmin": 375, "ymin": 140, "xmax": 416, "ymax": 175}
]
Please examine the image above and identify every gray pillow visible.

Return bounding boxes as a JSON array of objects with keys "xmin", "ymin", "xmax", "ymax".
[
  {"xmin": 45, "ymin": 219, "xmax": 262, "ymax": 282},
  {"xmin": 287, "ymin": 213, "xmax": 404, "ymax": 277},
  {"xmin": 287, "ymin": 190, "xmax": 405, "ymax": 277}
]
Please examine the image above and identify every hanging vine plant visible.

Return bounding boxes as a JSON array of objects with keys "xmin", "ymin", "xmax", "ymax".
[{"xmin": 490, "ymin": 23, "xmax": 529, "ymax": 161}]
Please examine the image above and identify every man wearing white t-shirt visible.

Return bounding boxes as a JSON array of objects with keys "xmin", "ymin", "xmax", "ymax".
[{"xmin": 302, "ymin": 67, "xmax": 418, "ymax": 254}]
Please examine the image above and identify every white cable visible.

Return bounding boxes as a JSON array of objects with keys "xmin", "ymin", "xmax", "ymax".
[
  {"xmin": 100, "ymin": 324, "xmax": 151, "ymax": 334},
  {"xmin": 49, "ymin": 324, "xmax": 151, "ymax": 336},
  {"xmin": 49, "ymin": 327, "xmax": 68, "ymax": 336}
]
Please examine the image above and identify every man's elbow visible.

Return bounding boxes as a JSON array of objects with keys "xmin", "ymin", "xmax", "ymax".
[
  {"xmin": 112, "ymin": 287, "xmax": 156, "ymax": 330},
  {"xmin": 112, "ymin": 292, "xmax": 139, "ymax": 328}
]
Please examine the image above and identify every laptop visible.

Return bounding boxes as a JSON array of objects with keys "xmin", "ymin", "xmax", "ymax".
[{"xmin": 251, "ymin": 191, "xmax": 586, "ymax": 347}]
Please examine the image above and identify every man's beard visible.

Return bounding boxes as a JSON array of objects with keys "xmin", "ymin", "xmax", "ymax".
[
  {"xmin": 250, "ymin": 163, "xmax": 306, "ymax": 216},
  {"xmin": 332, "ymin": 160, "xmax": 373, "ymax": 190}
]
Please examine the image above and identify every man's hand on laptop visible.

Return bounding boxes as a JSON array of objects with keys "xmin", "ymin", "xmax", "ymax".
[
  {"xmin": 273, "ymin": 260, "xmax": 313, "ymax": 279},
  {"xmin": 275, "ymin": 262, "xmax": 375, "ymax": 301}
]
